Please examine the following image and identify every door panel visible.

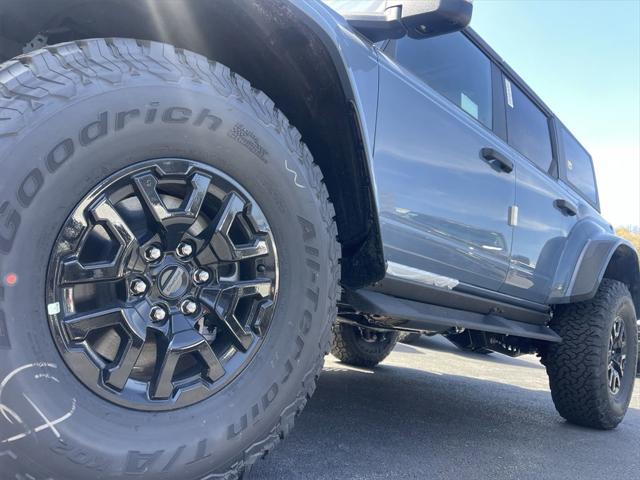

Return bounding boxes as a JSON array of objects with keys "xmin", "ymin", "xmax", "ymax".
[
  {"xmin": 498, "ymin": 77, "xmax": 578, "ymax": 303},
  {"xmin": 500, "ymin": 156, "xmax": 577, "ymax": 302},
  {"xmin": 374, "ymin": 51, "xmax": 515, "ymax": 291}
]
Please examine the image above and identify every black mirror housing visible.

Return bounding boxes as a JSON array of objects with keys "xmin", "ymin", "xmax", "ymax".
[{"xmin": 344, "ymin": 0, "xmax": 473, "ymax": 43}]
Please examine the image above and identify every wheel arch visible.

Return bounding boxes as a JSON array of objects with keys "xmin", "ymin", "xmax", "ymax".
[
  {"xmin": 562, "ymin": 235, "xmax": 640, "ymax": 314},
  {"xmin": 602, "ymin": 243, "xmax": 640, "ymax": 314},
  {"xmin": 0, "ymin": 0, "xmax": 385, "ymax": 288}
]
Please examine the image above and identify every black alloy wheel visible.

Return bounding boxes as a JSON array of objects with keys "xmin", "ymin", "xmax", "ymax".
[
  {"xmin": 46, "ymin": 159, "xmax": 279, "ymax": 410},
  {"xmin": 607, "ymin": 315, "xmax": 627, "ymax": 395}
]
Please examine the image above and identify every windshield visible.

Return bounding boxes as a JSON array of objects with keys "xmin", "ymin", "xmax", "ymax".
[{"xmin": 322, "ymin": 1, "xmax": 386, "ymax": 14}]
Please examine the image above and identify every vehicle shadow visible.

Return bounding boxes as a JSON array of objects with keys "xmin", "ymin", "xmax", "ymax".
[{"xmin": 252, "ymin": 353, "xmax": 640, "ymax": 480}]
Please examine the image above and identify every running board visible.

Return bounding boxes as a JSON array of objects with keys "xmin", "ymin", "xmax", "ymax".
[{"xmin": 344, "ymin": 289, "xmax": 562, "ymax": 343}]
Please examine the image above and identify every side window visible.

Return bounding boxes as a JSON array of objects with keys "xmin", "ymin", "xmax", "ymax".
[
  {"xmin": 395, "ymin": 32, "xmax": 493, "ymax": 129},
  {"xmin": 504, "ymin": 78, "xmax": 554, "ymax": 172},
  {"xmin": 561, "ymin": 127, "xmax": 598, "ymax": 205}
]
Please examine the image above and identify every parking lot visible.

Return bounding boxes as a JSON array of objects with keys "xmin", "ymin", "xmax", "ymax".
[{"xmin": 253, "ymin": 335, "xmax": 640, "ymax": 479}]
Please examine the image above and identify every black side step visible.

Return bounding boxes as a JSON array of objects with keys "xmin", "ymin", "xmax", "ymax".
[{"xmin": 345, "ymin": 289, "xmax": 562, "ymax": 343}]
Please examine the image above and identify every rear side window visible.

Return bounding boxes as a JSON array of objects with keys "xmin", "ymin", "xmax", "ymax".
[
  {"xmin": 395, "ymin": 32, "xmax": 493, "ymax": 129},
  {"xmin": 561, "ymin": 127, "xmax": 598, "ymax": 205},
  {"xmin": 504, "ymin": 78, "xmax": 554, "ymax": 172}
]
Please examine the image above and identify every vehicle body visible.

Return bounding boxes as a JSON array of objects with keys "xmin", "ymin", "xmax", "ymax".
[{"xmin": 0, "ymin": 1, "xmax": 638, "ymax": 478}]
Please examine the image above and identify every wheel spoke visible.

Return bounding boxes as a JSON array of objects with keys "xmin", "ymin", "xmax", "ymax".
[
  {"xmin": 226, "ymin": 279, "xmax": 273, "ymax": 298},
  {"xmin": 93, "ymin": 198, "xmax": 138, "ymax": 251},
  {"xmin": 610, "ymin": 369, "xmax": 621, "ymax": 392},
  {"xmin": 61, "ymin": 259, "xmax": 125, "ymax": 285},
  {"xmin": 64, "ymin": 307, "xmax": 124, "ymax": 341},
  {"xmin": 103, "ymin": 333, "xmax": 145, "ymax": 390},
  {"xmin": 134, "ymin": 172, "xmax": 210, "ymax": 246},
  {"xmin": 195, "ymin": 192, "xmax": 268, "ymax": 263},
  {"xmin": 220, "ymin": 313, "xmax": 252, "ymax": 351},
  {"xmin": 608, "ymin": 369, "xmax": 613, "ymax": 390},
  {"xmin": 184, "ymin": 174, "xmax": 210, "ymax": 220},
  {"xmin": 200, "ymin": 290, "xmax": 252, "ymax": 351},
  {"xmin": 150, "ymin": 342, "xmax": 180, "ymax": 400},
  {"xmin": 150, "ymin": 328, "xmax": 224, "ymax": 400},
  {"xmin": 199, "ymin": 279, "xmax": 272, "ymax": 351},
  {"xmin": 64, "ymin": 306, "xmax": 146, "ymax": 342},
  {"xmin": 251, "ymin": 299, "xmax": 276, "ymax": 336},
  {"xmin": 61, "ymin": 199, "xmax": 138, "ymax": 285},
  {"xmin": 196, "ymin": 339, "xmax": 226, "ymax": 383}
]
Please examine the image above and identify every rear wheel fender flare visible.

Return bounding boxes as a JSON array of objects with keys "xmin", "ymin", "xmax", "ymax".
[{"xmin": 561, "ymin": 236, "xmax": 640, "ymax": 312}]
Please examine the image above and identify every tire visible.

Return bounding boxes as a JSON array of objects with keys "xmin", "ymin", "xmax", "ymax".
[
  {"xmin": 398, "ymin": 332, "xmax": 422, "ymax": 344},
  {"xmin": 0, "ymin": 39, "xmax": 340, "ymax": 479},
  {"xmin": 542, "ymin": 279, "xmax": 638, "ymax": 430},
  {"xmin": 331, "ymin": 322, "xmax": 399, "ymax": 368},
  {"xmin": 446, "ymin": 332, "xmax": 492, "ymax": 355}
]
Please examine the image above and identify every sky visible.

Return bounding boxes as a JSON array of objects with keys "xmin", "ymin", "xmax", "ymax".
[{"xmin": 470, "ymin": 0, "xmax": 640, "ymax": 228}]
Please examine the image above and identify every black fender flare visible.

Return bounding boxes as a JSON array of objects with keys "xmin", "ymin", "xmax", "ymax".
[{"xmin": 558, "ymin": 233, "xmax": 640, "ymax": 311}]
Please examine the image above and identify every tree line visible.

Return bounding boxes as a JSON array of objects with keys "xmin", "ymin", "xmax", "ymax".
[{"xmin": 616, "ymin": 227, "xmax": 640, "ymax": 254}]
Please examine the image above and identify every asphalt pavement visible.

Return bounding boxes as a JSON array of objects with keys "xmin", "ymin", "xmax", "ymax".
[{"xmin": 252, "ymin": 335, "xmax": 640, "ymax": 479}]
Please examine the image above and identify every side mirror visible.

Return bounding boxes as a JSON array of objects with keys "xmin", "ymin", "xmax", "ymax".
[{"xmin": 344, "ymin": 0, "xmax": 473, "ymax": 42}]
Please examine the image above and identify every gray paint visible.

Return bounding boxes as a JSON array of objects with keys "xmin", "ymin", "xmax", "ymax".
[{"xmin": 374, "ymin": 52, "xmax": 515, "ymax": 292}]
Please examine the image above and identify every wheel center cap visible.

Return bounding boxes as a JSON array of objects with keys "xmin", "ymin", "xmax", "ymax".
[{"xmin": 157, "ymin": 265, "xmax": 190, "ymax": 299}]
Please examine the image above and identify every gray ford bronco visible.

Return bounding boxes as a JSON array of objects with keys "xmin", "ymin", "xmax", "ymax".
[{"xmin": 0, "ymin": 1, "xmax": 638, "ymax": 478}]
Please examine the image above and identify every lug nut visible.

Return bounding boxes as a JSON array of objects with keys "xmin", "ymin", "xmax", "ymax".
[
  {"xmin": 181, "ymin": 299, "xmax": 198, "ymax": 315},
  {"xmin": 144, "ymin": 246, "xmax": 162, "ymax": 262},
  {"xmin": 130, "ymin": 279, "xmax": 148, "ymax": 295},
  {"xmin": 193, "ymin": 269, "xmax": 210, "ymax": 284},
  {"xmin": 176, "ymin": 242, "xmax": 194, "ymax": 259},
  {"xmin": 149, "ymin": 305, "xmax": 168, "ymax": 322}
]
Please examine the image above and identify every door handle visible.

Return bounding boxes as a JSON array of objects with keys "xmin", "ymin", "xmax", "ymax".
[
  {"xmin": 480, "ymin": 148, "xmax": 514, "ymax": 173},
  {"xmin": 554, "ymin": 198, "xmax": 578, "ymax": 216}
]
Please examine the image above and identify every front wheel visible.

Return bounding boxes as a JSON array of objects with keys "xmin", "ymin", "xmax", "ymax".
[
  {"xmin": 542, "ymin": 279, "xmax": 637, "ymax": 429},
  {"xmin": 0, "ymin": 39, "xmax": 340, "ymax": 479}
]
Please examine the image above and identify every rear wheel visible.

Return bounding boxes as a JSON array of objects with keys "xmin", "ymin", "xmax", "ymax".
[
  {"xmin": 331, "ymin": 322, "xmax": 399, "ymax": 368},
  {"xmin": 542, "ymin": 279, "xmax": 637, "ymax": 429},
  {"xmin": 0, "ymin": 39, "xmax": 339, "ymax": 479}
]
